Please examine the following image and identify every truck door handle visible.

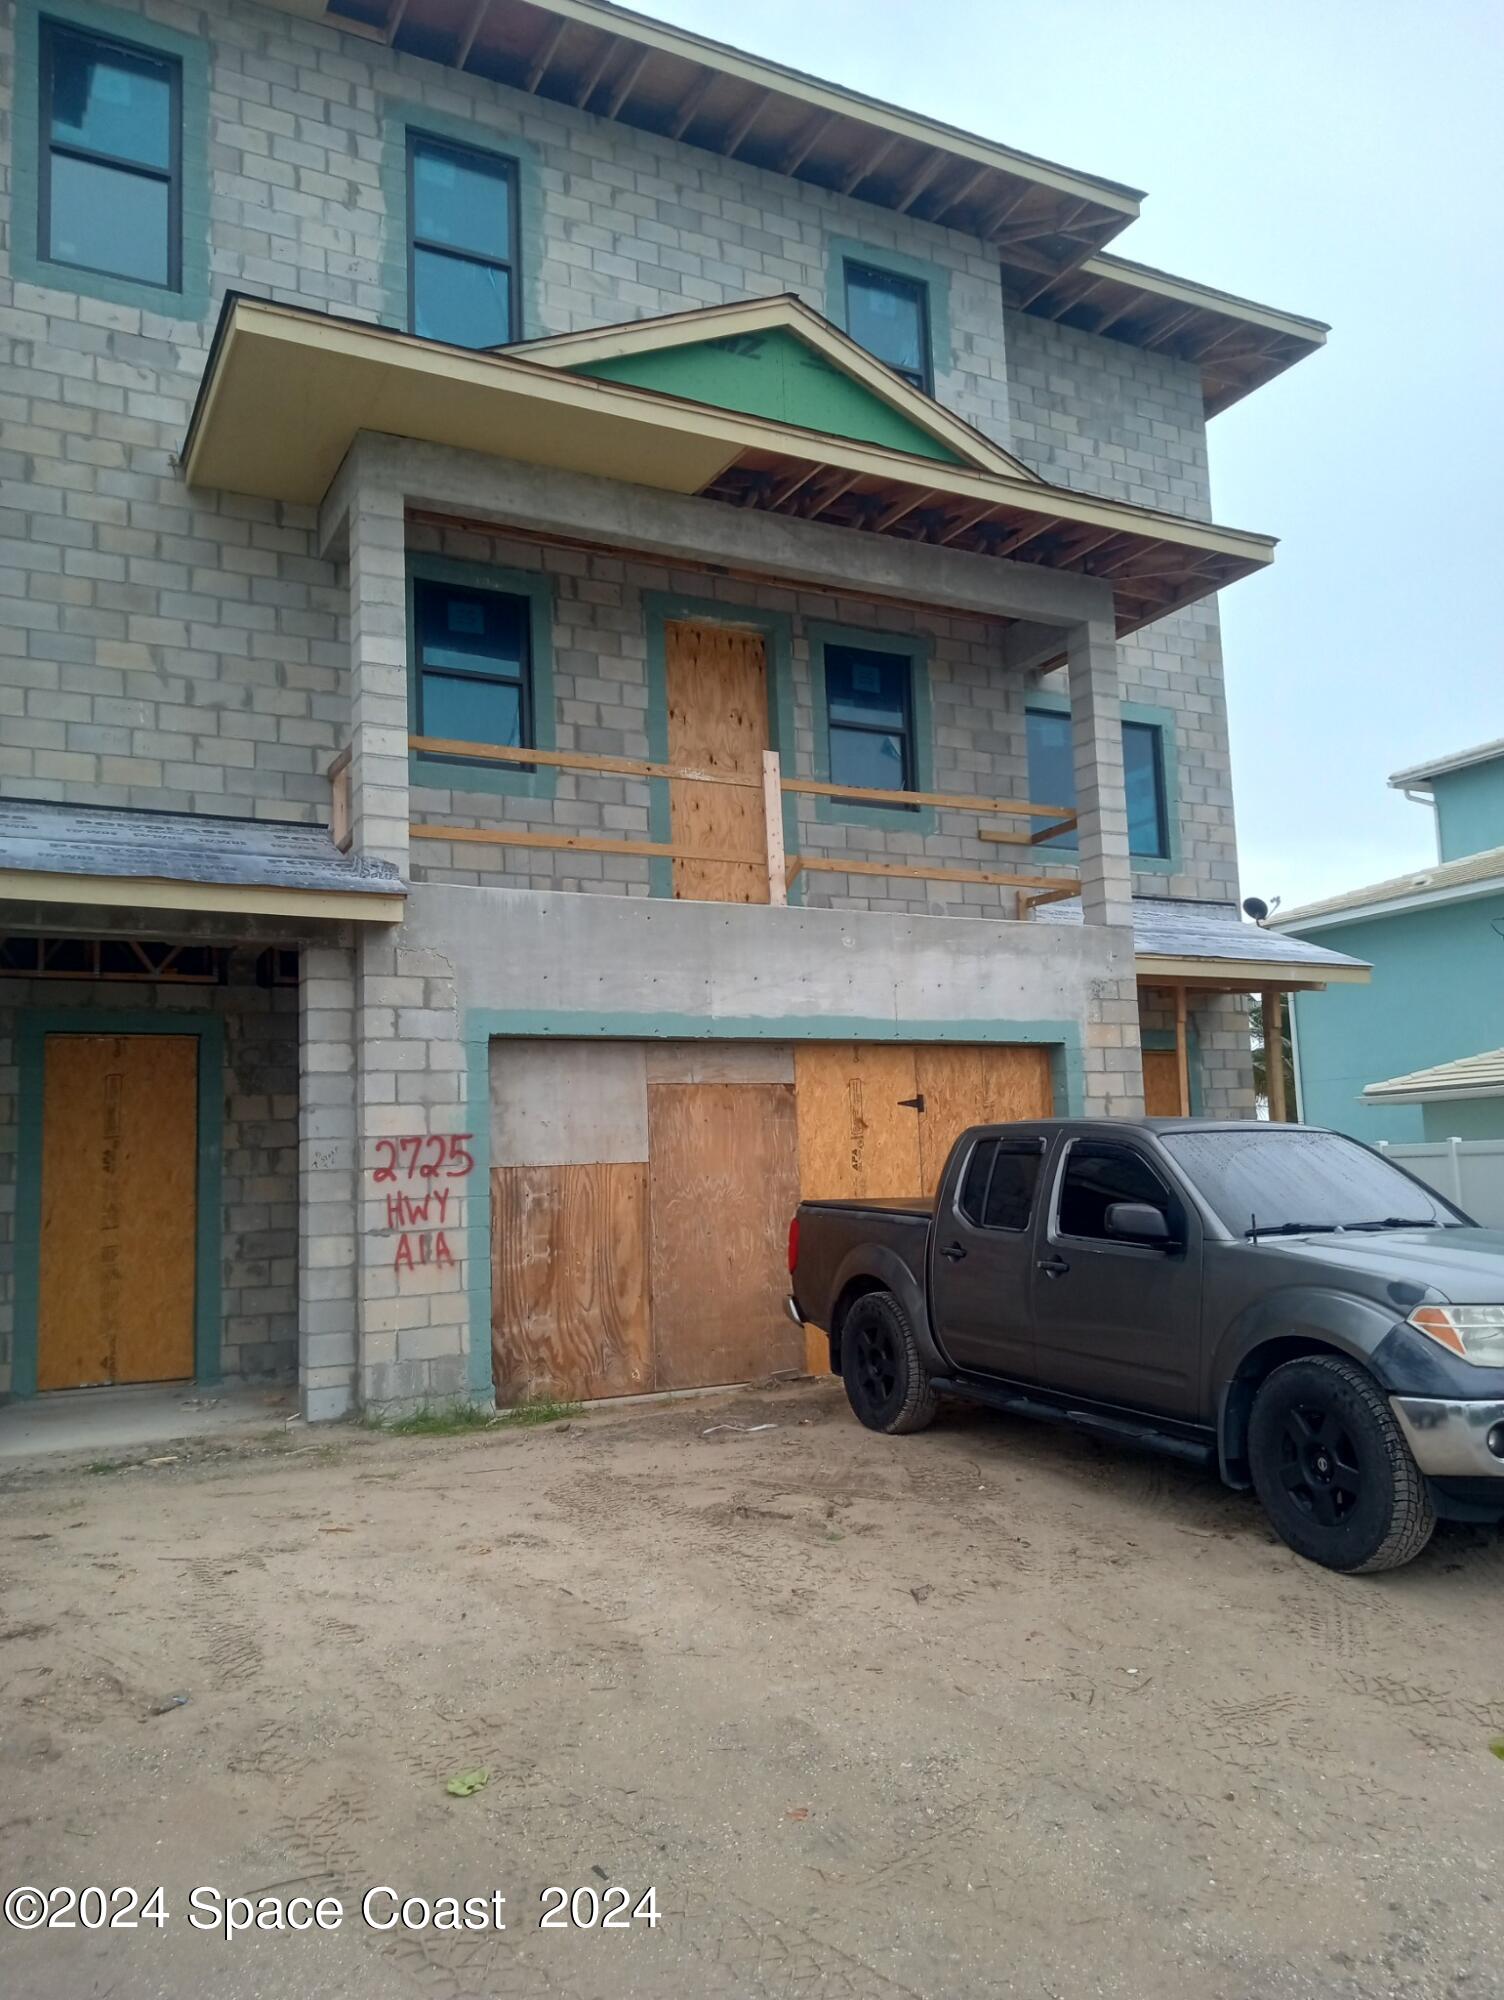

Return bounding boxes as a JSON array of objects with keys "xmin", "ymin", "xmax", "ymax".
[
  {"xmin": 1037, "ymin": 1254, "xmax": 1070, "ymax": 1279},
  {"xmin": 940, "ymin": 1242, "xmax": 967, "ymax": 1262}
]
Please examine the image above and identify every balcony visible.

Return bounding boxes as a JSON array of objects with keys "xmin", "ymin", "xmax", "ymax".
[{"xmin": 355, "ymin": 735, "xmax": 1083, "ymax": 918}]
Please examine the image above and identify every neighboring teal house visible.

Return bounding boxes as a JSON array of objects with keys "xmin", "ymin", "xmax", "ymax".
[{"xmin": 1271, "ymin": 738, "xmax": 1504, "ymax": 1141}]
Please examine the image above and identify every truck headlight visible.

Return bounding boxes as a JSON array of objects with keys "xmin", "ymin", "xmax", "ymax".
[{"xmin": 1408, "ymin": 1304, "xmax": 1504, "ymax": 1364}]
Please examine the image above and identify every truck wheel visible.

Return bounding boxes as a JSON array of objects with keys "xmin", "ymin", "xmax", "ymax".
[
  {"xmin": 840, "ymin": 1291, "xmax": 938, "ymax": 1436},
  {"xmin": 1247, "ymin": 1355, "xmax": 1435, "ymax": 1573}
]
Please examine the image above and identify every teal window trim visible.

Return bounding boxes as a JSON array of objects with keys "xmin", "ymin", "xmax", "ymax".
[
  {"xmin": 825, "ymin": 234, "xmax": 954, "ymax": 391},
  {"xmin": 460, "ymin": 1006, "xmax": 1084, "ymax": 1395},
  {"xmin": 407, "ymin": 553, "xmax": 556, "ymax": 799},
  {"xmin": 807, "ymin": 621, "xmax": 936, "ymax": 833},
  {"xmin": 380, "ymin": 98, "xmax": 543, "ymax": 343},
  {"xmin": 1026, "ymin": 691, "xmax": 1183, "ymax": 877},
  {"xmin": 11, "ymin": 0, "xmax": 210, "ymax": 320},
  {"xmin": 643, "ymin": 593, "xmax": 797, "ymax": 900},
  {"xmin": 12, "ymin": 1008, "xmax": 225, "ymax": 1399}
]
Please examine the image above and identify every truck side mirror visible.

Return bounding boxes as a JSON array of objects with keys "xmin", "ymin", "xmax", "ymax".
[{"xmin": 1105, "ymin": 1201, "xmax": 1172, "ymax": 1246}]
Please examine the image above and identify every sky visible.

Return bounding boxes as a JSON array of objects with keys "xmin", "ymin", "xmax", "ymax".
[{"xmin": 643, "ymin": 0, "xmax": 1503, "ymax": 911}]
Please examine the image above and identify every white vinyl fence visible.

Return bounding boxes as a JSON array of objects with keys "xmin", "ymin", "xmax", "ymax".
[{"xmin": 1377, "ymin": 1138, "xmax": 1504, "ymax": 1228}]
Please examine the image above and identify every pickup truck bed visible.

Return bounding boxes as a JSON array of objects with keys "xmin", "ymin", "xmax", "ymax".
[{"xmin": 788, "ymin": 1116, "xmax": 1504, "ymax": 1575}]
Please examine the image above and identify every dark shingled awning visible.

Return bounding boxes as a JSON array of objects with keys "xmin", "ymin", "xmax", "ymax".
[{"xmin": 0, "ymin": 799, "xmax": 405, "ymax": 922}]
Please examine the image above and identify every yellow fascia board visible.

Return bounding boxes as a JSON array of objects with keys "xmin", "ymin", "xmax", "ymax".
[
  {"xmin": 1078, "ymin": 255, "xmax": 1330, "ymax": 346},
  {"xmin": 0, "ymin": 870, "xmax": 406, "ymax": 925},
  {"xmin": 506, "ymin": 294, "xmax": 1043, "ymax": 481},
  {"xmin": 513, "ymin": 0, "xmax": 1141, "ymax": 218},
  {"xmin": 184, "ymin": 301, "xmax": 1277, "ymax": 579},
  {"xmin": 1135, "ymin": 954, "xmax": 1369, "ymax": 988}
]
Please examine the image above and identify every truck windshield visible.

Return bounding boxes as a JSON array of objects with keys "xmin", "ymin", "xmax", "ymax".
[{"xmin": 1159, "ymin": 1127, "xmax": 1466, "ymax": 1236}]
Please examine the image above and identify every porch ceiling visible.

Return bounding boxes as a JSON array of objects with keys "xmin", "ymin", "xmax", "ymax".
[{"xmin": 184, "ymin": 295, "xmax": 1276, "ymax": 639}]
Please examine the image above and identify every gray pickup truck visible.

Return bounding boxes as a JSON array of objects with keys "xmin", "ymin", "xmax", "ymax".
[{"xmin": 788, "ymin": 1118, "xmax": 1504, "ymax": 1572}]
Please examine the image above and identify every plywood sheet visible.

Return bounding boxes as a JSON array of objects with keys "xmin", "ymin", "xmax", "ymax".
[
  {"xmin": 491, "ymin": 1162, "xmax": 651, "ymax": 1404},
  {"xmin": 914, "ymin": 1044, "xmax": 1055, "ymax": 1194},
  {"xmin": 647, "ymin": 1082, "xmax": 802, "ymax": 1391},
  {"xmin": 643, "ymin": 1040, "xmax": 795, "ymax": 1086},
  {"xmin": 664, "ymin": 620, "xmax": 770, "ymax": 904},
  {"xmin": 38, "ymin": 1033, "xmax": 198, "ymax": 1390},
  {"xmin": 1142, "ymin": 1048, "xmax": 1182, "ymax": 1118},
  {"xmin": 490, "ymin": 1039, "xmax": 648, "ymax": 1167},
  {"xmin": 794, "ymin": 1042, "xmax": 922, "ymax": 1203}
]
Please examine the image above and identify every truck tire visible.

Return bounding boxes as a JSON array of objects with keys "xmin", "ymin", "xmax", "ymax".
[
  {"xmin": 840, "ymin": 1290, "xmax": 938, "ymax": 1436},
  {"xmin": 1247, "ymin": 1354, "xmax": 1436, "ymax": 1573}
]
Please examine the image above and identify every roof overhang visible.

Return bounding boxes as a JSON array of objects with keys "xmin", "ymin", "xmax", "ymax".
[
  {"xmin": 184, "ymin": 295, "xmax": 1276, "ymax": 639},
  {"xmin": 1362, "ymin": 1049, "xmax": 1504, "ymax": 1105},
  {"xmin": 1003, "ymin": 253, "xmax": 1328, "ymax": 416},
  {"xmin": 1388, "ymin": 736, "xmax": 1504, "ymax": 791},
  {"xmin": 0, "ymin": 872, "xmax": 406, "ymax": 925},
  {"xmin": 1134, "ymin": 954, "xmax": 1369, "ymax": 991},
  {"xmin": 0, "ymin": 799, "xmax": 407, "ymax": 927},
  {"xmin": 266, "ymin": 0, "xmax": 1140, "ymax": 281}
]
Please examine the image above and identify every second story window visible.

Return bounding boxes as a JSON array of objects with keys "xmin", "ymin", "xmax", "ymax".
[
  {"xmin": 844, "ymin": 261, "xmax": 931, "ymax": 392},
  {"xmin": 1026, "ymin": 707, "xmax": 1171, "ymax": 861},
  {"xmin": 39, "ymin": 21, "xmax": 180, "ymax": 290},
  {"xmin": 414, "ymin": 576, "xmax": 532, "ymax": 759},
  {"xmin": 408, "ymin": 133, "xmax": 519, "ymax": 349},
  {"xmin": 826, "ymin": 643, "xmax": 915, "ymax": 797}
]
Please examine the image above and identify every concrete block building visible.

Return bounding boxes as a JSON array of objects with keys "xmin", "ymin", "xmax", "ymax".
[{"xmin": 0, "ymin": 0, "xmax": 1362, "ymax": 1416}]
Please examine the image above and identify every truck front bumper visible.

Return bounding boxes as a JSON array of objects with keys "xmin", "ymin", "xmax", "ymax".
[{"xmin": 1390, "ymin": 1396, "xmax": 1504, "ymax": 1479}]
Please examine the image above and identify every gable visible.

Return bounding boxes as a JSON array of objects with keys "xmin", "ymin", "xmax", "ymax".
[{"xmin": 566, "ymin": 328, "xmax": 967, "ymax": 466}]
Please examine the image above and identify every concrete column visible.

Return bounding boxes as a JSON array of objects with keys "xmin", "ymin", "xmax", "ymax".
[
  {"xmin": 346, "ymin": 479, "xmax": 410, "ymax": 873},
  {"xmin": 297, "ymin": 941, "xmax": 359, "ymax": 1421},
  {"xmin": 1065, "ymin": 618, "xmax": 1134, "ymax": 932}
]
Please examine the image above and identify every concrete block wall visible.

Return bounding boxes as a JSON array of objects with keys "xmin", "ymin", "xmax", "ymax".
[
  {"xmin": 1006, "ymin": 310, "xmax": 1239, "ymax": 906},
  {"xmin": 407, "ymin": 517, "xmax": 1066, "ymax": 919},
  {"xmin": 0, "ymin": 0, "xmax": 1235, "ymax": 918},
  {"xmin": 0, "ymin": 956, "xmax": 299, "ymax": 1395}
]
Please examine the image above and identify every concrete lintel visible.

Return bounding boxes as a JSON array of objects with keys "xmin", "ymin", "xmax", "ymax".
[{"xmin": 345, "ymin": 432, "xmax": 1115, "ymax": 630}]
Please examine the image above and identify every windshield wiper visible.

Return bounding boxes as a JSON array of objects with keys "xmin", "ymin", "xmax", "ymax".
[
  {"xmin": 1335, "ymin": 1217, "xmax": 1442, "ymax": 1232},
  {"xmin": 1244, "ymin": 1221, "xmax": 1346, "ymax": 1239}
]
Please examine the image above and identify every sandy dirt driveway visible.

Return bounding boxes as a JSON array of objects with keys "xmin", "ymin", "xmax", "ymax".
[{"xmin": 2, "ymin": 1379, "xmax": 1503, "ymax": 2000}]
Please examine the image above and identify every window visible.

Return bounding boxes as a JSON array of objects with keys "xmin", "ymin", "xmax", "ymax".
[
  {"xmin": 1056, "ymin": 1141, "xmax": 1180, "ymax": 1245},
  {"xmin": 1025, "ymin": 707, "xmax": 1170, "ymax": 860},
  {"xmin": 1159, "ymin": 1128, "xmax": 1461, "ymax": 1236},
  {"xmin": 845, "ymin": 261, "xmax": 931, "ymax": 391},
  {"xmin": 413, "ymin": 576, "xmax": 532, "ymax": 759},
  {"xmin": 959, "ymin": 1138, "xmax": 1043, "ymax": 1232},
  {"xmin": 825, "ymin": 643, "xmax": 914, "ymax": 797},
  {"xmin": 408, "ymin": 133, "xmax": 518, "ymax": 348},
  {"xmin": 39, "ymin": 20, "xmax": 180, "ymax": 289}
]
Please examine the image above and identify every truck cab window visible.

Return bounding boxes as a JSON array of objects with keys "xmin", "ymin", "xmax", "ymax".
[
  {"xmin": 1056, "ymin": 1141, "xmax": 1178, "ymax": 1243},
  {"xmin": 958, "ymin": 1139, "xmax": 1042, "ymax": 1232}
]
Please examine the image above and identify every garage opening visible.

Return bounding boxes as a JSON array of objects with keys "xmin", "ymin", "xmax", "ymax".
[{"xmin": 489, "ymin": 1038, "xmax": 1054, "ymax": 1403}]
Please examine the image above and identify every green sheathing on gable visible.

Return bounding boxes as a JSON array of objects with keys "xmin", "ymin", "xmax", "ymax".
[
  {"xmin": 1288, "ymin": 889, "xmax": 1504, "ymax": 1142},
  {"xmin": 568, "ymin": 330, "xmax": 966, "ymax": 464}
]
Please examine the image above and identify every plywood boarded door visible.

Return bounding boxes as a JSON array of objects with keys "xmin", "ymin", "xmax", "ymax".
[
  {"xmin": 37, "ymin": 1033, "xmax": 199, "ymax": 1390},
  {"xmin": 793, "ymin": 1043, "xmax": 923, "ymax": 1202},
  {"xmin": 664, "ymin": 620, "xmax": 770, "ymax": 903},
  {"xmin": 647, "ymin": 1082, "xmax": 803, "ymax": 1390},
  {"xmin": 492, "ymin": 1162, "xmax": 651, "ymax": 1405},
  {"xmin": 913, "ymin": 1045, "xmax": 1055, "ymax": 1194},
  {"xmin": 1142, "ymin": 1049, "xmax": 1183, "ymax": 1117}
]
